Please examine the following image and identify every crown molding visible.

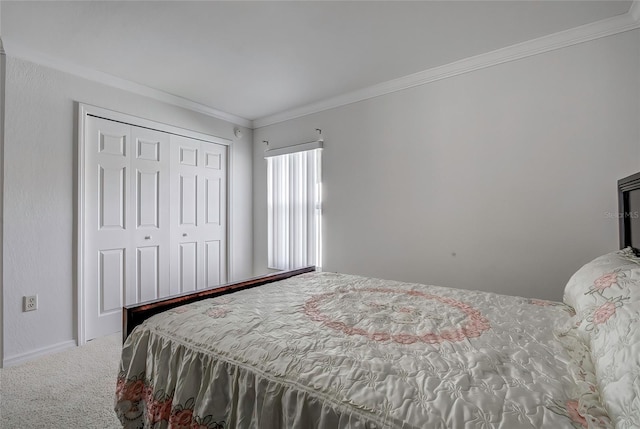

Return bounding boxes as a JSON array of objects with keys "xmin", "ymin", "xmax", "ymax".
[
  {"xmin": 4, "ymin": 2, "xmax": 639, "ymax": 131},
  {"xmin": 3, "ymin": 41, "xmax": 253, "ymax": 129},
  {"xmin": 254, "ymin": 7, "xmax": 640, "ymax": 129}
]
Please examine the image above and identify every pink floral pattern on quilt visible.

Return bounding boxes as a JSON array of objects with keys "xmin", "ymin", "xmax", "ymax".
[
  {"xmin": 116, "ymin": 374, "xmax": 225, "ymax": 428},
  {"xmin": 304, "ymin": 287, "xmax": 490, "ymax": 344}
]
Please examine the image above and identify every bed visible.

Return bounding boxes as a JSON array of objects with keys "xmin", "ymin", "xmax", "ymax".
[{"xmin": 115, "ymin": 173, "xmax": 640, "ymax": 429}]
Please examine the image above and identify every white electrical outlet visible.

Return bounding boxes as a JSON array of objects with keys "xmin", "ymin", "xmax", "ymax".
[{"xmin": 24, "ymin": 295, "xmax": 38, "ymax": 312}]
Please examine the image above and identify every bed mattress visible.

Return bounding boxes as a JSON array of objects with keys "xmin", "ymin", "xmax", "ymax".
[{"xmin": 115, "ymin": 271, "xmax": 606, "ymax": 428}]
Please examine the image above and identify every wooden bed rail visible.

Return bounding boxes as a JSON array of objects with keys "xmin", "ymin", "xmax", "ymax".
[{"xmin": 122, "ymin": 266, "xmax": 316, "ymax": 343}]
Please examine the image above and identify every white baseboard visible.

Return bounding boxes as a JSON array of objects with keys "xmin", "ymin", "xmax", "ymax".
[{"xmin": 3, "ymin": 340, "xmax": 77, "ymax": 368}]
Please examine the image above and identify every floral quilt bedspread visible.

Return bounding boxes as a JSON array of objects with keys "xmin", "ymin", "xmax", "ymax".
[{"xmin": 115, "ymin": 272, "xmax": 608, "ymax": 429}]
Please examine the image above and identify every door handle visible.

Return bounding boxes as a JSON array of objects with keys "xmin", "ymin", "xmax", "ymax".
[
  {"xmin": 182, "ymin": 233, "xmax": 187, "ymax": 237},
  {"xmin": 144, "ymin": 236, "xmax": 151, "ymax": 240}
]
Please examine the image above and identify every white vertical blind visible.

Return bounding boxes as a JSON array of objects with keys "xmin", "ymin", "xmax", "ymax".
[{"xmin": 267, "ymin": 148, "xmax": 322, "ymax": 270}]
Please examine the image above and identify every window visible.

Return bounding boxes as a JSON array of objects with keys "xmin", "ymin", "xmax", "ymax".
[{"xmin": 266, "ymin": 143, "xmax": 322, "ymax": 270}]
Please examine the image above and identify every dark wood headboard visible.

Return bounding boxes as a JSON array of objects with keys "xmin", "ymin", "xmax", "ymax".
[{"xmin": 618, "ymin": 172, "xmax": 640, "ymax": 253}]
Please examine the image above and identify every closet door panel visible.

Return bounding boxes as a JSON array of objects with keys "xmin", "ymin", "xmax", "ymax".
[
  {"xmin": 131, "ymin": 127, "xmax": 170, "ymax": 301},
  {"xmin": 98, "ymin": 165, "xmax": 127, "ymax": 230},
  {"xmin": 170, "ymin": 135, "xmax": 227, "ymax": 292},
  {"xmin": 137, "ymin": 246, "xmax": 159, "ymax": 302},
  {"xmin": 205, "ymin": 177, "xmax": 222, "ymax": 225},
  {"xmin": 201, "ymin": 143, "xmax": 227, "ymax": 287},
  {"xmin": 205, "ymin": 240, "xmax": 222, "ymax": 288},
  {"xmin": 179, "ymin": 174, "xmax": 198, "ymax": 227},
  {"xmin": 98, "ymin": 248, "xmax": 125, "ymax": 313},
  {"xmin": 171, "ymin": 136, "xmax": 201, "ymax": 292},
  {"xmin": 85, "ymin": 117, "xmax": 133, "ymax": 340},
  {"xmin": 179, "ymin": 242, "xmax": 198, "ymax": 293},
  {"xmin": 136, "ymin": 170, "xmax": 160, "ymax": 228}
]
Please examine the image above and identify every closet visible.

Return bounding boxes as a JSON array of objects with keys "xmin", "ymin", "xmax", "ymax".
[{"xmin": 82, "ymin": 115, "xmax": 227, "ymax": 340}]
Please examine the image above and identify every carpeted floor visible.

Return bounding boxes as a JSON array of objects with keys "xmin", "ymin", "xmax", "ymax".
[{"xmin": 0, "ymin": 333, "xmax": 123, "ymax": 428}]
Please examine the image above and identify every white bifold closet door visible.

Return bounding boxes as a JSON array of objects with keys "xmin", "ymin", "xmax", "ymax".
[
  {"xmin": 169, "ymin": 135, "xmax": 227, "ymax": 294},
  {"xmin": 84, "ymin": 116, "xmax": 227, "ymax": 341}
]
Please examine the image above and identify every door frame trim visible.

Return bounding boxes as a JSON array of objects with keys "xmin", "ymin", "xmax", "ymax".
[{"xmin": 77, "ymin": 103, "xmax": 232, "ymax": 345}]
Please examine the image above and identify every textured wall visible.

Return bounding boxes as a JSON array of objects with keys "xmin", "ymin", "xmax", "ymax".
[
  {"xmin": 253, "ymin": 30, "xmax": 640, "ymax": 301},
  {"xmin": 2, "ymin": 57, "xmax": 253, "ymax": 364}
]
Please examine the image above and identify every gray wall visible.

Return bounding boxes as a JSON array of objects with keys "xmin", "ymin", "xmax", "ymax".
[
  {"xmin": 0, "ymin": 28, "xmax": 5, "ymax": 367},
  {"xmin": 254, "ymin": 30, "xmax": 640, "ymax": 301},
  {"xmin": 2, "ymin": 56, "xmax": 253, "ymax": 364}
]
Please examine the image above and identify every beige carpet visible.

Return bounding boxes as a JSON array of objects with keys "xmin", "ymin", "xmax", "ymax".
[{"xmin": 0, "ymin": 333, "xmax": 123, "ymax": 428}]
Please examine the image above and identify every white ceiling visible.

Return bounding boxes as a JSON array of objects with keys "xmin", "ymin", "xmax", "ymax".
[{"xmin": 0, "ymin": 1, "xmax": 633, "ymax": 124}]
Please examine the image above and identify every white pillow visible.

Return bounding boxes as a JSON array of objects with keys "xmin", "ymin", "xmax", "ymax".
[
  {"xmin": 563, "ymin": 247, "xmax": 639, "ymax": 313},
  {"xmin": 562, "ymin": 248, "xmax": 640, "ymax": 428}
]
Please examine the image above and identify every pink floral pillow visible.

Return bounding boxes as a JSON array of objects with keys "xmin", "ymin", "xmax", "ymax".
[
  {"xmin": 563, "ymin": 247, "xmax": 639, "ymax": 314},
  {"xmin": 561, "ymin": 247, "xmax": 640, "ymax": 428}
]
